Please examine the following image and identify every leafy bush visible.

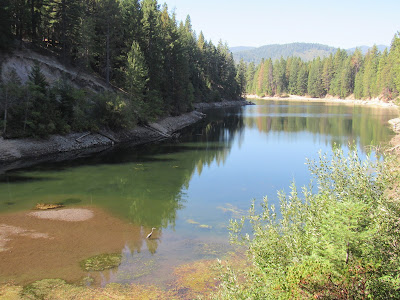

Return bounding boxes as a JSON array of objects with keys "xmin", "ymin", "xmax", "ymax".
[{"xmin": 217, "ymin": 147, "xmax": 400, "ymax": 299}]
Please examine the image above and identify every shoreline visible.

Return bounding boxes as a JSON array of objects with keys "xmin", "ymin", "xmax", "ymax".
[
  {"xmin": 246, "ymin": 94, "xmax": 399, "ymax": 109},
  {"xmin": 0, "ymin": 100, "xmax": 249, "ymax": 166}
]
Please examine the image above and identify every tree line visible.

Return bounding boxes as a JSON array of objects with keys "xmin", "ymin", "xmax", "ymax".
[
  {"xmin": 244, "ymin": 34, "xmax": 400, "ymax": 100},
  {"xmin": 0, "ymin": 0, "xmax": 243, "ymax": 137}
]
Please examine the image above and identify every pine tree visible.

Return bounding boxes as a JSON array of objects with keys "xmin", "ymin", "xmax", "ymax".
[
  {"xmin": 362, "ymin": 45, "xmax": 380, "ymax": 98},
  {"xmin": 95, "ymin": 0, "xmax": 122, "ymax": 86},
  {"xmin": 245, "ymin": 62, "xmax": 256, "ymax": 94},
  {"xmin": 236, "ymin": 59, "xmax": 247, "ymax": 98},
  {"xmin": 391, "ymin": 33, "xmax": 400, "ymax": 95},
  {"xmin": 1, "ymin": 69, "xmax": 21, "ymax": 136},
  {"xmin": 256, "ymin": 59, "xmax": 265, "ymax": 96},
  {"xmin": 140, "ymin": 0, "xmax": 164, "ymax": 111},
  {"xmin": 322, "ymin": 54, "xmax": 334, "ymax": 94},
  {"xmin": 296, "ymin": 65, "xmax": 308, "ymax": 96},
  {"xmin": 125, "ymin": 41, "xmax": 148, "ymax": 104},
  {"xmin": 0, "ymin": 0, "xmax": 13, "ymax": 50},
  {"xmin": 339, "ymin": 57, "xmax": 352, "ymax": 98},
  {"xmin": 307, "ymin": 58, "xmax": 324, "ymax": 97},
  {"xmin": 288, "ymin": 57, "xmax": 300, "ymax": 94}
]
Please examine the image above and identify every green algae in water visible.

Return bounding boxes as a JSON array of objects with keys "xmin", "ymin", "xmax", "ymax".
[{"xmin": 80, "ymin": 253, "xmax": 122, "ymax": 271}]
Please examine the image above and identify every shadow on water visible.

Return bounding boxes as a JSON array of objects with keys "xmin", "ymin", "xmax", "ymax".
[{"xmin": 0, "ymin": 174, "xmax": 57, "ymax": 184}]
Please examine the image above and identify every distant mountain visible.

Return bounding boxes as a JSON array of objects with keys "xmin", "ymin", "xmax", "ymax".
[
  {"xmin": 347, "ymin": 45, "xmax": 388, "ymax": 54},
  {"xmin": 232, "ymin": 43, "xmax": 389, "ymax": 63},
  {"xmin": 230, "ymin": 46, "xmax": 257, "ymax": 53},
  {"xmin": 232, "ymin": 43, "xmax": 337, "ymax": 63}
]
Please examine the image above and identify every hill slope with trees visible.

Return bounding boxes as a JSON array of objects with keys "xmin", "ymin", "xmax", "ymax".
[
  {"xmin": 243, "ymin": 35, "xmax": 400, "ymax": 101},
  {"xmin": 233, "ymin": 43, "xmax": 389, "ymax": 64},
  {"xmin": 0, "ymin": 0, "xmax": 243, "ymax": 138},
  {"xmin": 233, "ymin": 43, "xmax": 338, "ymax": 63}
]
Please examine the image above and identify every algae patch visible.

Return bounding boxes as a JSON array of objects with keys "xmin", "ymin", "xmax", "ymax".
[
  {"xmin": 80, "ymin": 253, "xmax": 122, "ymax": 271},
  {"xmin": 186, "ymin": 219, "xmax": 200, "ymax": 225},
  {"xmin": 198, "ymin": 224, "xmax": 212, "ymax": 229}
]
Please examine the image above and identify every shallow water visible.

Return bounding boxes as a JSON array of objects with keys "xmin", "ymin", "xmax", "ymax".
[{"xmin": 0, "ymin": 99, "xmax": 397, "ymax": 286}]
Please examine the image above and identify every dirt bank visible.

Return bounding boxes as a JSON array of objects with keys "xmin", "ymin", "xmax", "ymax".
[{"xmin": 0, "ymin": 100, "xmax": 249, "ymax": 165}]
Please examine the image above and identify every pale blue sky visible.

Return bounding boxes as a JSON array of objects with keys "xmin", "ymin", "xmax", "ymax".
[{"xmin": 162, "ymin": 0, "xmax": 400, "ymax": 49}]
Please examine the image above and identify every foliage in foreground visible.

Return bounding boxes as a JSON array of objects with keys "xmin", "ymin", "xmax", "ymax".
[{"xmin": 216, "ymin": 147, "xmax": 400, "ymax": 299}]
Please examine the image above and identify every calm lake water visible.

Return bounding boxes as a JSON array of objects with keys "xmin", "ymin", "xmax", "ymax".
[{"xmin": 0, "ymin": 99, "xmax": 398, "ymax": 287}]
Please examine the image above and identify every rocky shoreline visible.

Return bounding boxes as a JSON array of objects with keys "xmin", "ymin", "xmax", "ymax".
[{"xmin": 0, "ymin": 100, "xmax": 249, "ymax": 167}]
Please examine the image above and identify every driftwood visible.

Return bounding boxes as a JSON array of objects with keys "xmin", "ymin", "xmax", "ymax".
[
  {"xmin": 76, "ymin": 132, "xmax": 91, "ymax": 143},
  {"xmin": 389, "ymin": 144, "xmax": 400, "ymax": 152},
  {"xmin": 97, "ymin": 130, "xmax": 119, "ymax": 143},
  {"xmin": 143, "ymin": 124, "xmax": 171, "ymax": 138}
]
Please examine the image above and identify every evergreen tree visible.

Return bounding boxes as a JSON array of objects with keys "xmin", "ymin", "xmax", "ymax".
[
  {"xmin": 339, "ymin": 57, "xmax": 352, "ymax": 98},
  {"xmin": 256, "ymin": 58, "xmax": 265, "ymax": 96},
  {"xmin": 0, "ymin": 69, "xmax": 21, "ymax": 136},
  {"xmin": 95, "ymin": 0, "xmax": 122, "ymax": 85},
  {"xmin": 288, "ymin": 57, "xmax": 300, "ymax": 94},
  {"xmin": 354, "ymin": 68, "xmax": 364, "ymax": 99},
  {"xmin": 362, "ymin": 45, "xmax": 380, "ymax": 98},
  {"xmin": 0, "ymin": 0, "xmax": 13, "ymax": 50},
  {"xmin": 273, "ymin": 57, "xmax": 287, "ymax": 95},
  {"xmin": 245, "ymin": 62, "xmax": 256, "ymax": 94},
  {"xmin": 236, "ymin": 59, "xmax": 247, "ymax": 98},
  {"xmin": 26, "ymin": 63, "xmax": 59, "ymax": 136},
  {"xmin": 125, "ymin": 41, "xmax": 148, "ymax": 104},
  {"xmin": 307, "ymin": 58, "xmax": 324, "ymax": 97},
  {"xmin": 296, "ymin": 64, "xmax": 308, "ymax": 96},
  {"xmin": 391, "ymin": 33, "xmax": 400, "ymax": 94},
  {"xmin": 321, "ymin": 54, "xmax": 334, "ymax": 94},
  {"xmin": 265, "ymin": 59, "xmax": 274, "ymax": 96}
]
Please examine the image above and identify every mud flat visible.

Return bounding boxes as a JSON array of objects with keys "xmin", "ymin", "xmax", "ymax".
[{"xmin": 0, "ymin": 207, "xmax": 149, "ymax": 285}]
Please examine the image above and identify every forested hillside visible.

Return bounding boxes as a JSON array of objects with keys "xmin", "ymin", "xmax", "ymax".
[
  {"xmin": 232, "ymin": 43, "xmax": 389, "ymax": 64},
  {"xmin": 0, "ymin": 0, "xmax": 242, "ymax": 138},
  {"xmin": 244, "ymin": 36, "xmax": 400, "ymax": 100},
  {"xmin": 233, "ymin": 43, "xmax": 338, "ymax": 63}
]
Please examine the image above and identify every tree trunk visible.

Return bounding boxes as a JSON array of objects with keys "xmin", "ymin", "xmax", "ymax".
[
  {"xmin": 23, "ymin": 92, "xmax": 30, "ymax": 133},
  {"xmin": 3, "ymin": 101, "xmax": 8, "ymax": 136},
  {"xmin": 61, "ymin": 0, "xmax": 67, "ymax": 64},
  {"xmin": 106, "ymin": 21, "xmax": 110, "ymax": 86},
  {"xmin": 30, "ymin": 0, "xmax": 35, "ymax": 42}
]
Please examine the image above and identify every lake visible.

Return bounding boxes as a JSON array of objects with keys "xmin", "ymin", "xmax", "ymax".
[{"xmin": 0, "ymin": 99, "xmax": 397, "ymax": 287}]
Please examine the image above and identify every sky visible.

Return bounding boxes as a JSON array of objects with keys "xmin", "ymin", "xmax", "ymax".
[{"xmin": 162, "ymin": 0, "xmax": 400, "ymax": 49}]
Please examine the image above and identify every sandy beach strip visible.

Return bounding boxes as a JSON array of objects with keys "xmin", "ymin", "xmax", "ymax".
[{"xmin": 246, "ymin": 94, "xmax": 399, "ymax": 109}]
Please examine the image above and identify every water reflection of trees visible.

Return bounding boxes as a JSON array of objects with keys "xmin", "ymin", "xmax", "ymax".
[
  {"xmin": 1, "ymin": 102, "xmax": 394, "ymax": 255},
  {"xmin": 245, "ymin": 102, "xmax": 395, "ymax": 147},
  {"xmin": 122, "ymin": 107, "xmax": 245, "ymax": 228}
]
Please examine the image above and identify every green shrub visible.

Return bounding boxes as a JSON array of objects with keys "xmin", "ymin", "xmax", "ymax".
[{"xmin": 217, "ymin": 147, "xmax": 400, "ymax": 299}]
